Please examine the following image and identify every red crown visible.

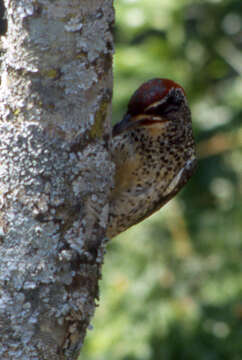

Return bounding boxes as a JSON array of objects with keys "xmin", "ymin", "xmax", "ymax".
[{"xmin": 127, "ymin": 78, "xmax": 185, "ymax": 115}]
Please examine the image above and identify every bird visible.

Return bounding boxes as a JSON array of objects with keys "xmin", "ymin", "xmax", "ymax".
[{"xmin": 107, "ymin": 78, "xmax": 196, "ymax": 238}]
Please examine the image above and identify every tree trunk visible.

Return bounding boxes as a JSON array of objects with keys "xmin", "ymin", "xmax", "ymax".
[{"xmin": 0, "ymin": 1, "xmax": 114, "ymax": 359}]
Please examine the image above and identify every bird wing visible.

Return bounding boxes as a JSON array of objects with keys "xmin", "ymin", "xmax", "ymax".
[{"xmin": 131, "ymin": 157, "xmax": 197, "ymax": 226}]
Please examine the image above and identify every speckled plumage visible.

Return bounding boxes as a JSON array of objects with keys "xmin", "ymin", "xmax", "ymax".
[{"xmin": 107, "ymin": 78, "xmax": 196, "ymax": 238}]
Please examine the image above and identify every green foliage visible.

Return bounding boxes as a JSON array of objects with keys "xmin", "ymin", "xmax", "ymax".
[{"xmin": 82, "ymin": 0, "xmax": 242, "ymax": 359}]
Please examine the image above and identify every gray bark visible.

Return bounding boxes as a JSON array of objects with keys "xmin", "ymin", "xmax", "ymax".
[{"xmin": 0, "ymin": 1, "xmax": 114, "ymax": 359}]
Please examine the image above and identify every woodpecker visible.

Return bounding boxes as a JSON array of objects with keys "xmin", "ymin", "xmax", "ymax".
[{"xmin": 107, "ymin": 78, "xmax": 196, "ymax": 238}]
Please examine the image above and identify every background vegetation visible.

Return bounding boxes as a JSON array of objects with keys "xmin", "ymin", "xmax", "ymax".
[{"xmin": 82, "ymin": 0, "xmax": 242, "ymax": 359}]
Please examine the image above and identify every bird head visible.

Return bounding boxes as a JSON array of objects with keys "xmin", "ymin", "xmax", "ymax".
[{"xmin": 113, "ymin": 78, "xmax": 191, "ymax": 137}]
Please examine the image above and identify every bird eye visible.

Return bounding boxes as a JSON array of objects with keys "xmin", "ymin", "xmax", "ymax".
[
  {"xmin": 161, "ymin": 102, "xmax": 180, "ymax": 115},
  {"xmin": 145, "ymin": 95, "xmax": 181, "ymax": 116}
]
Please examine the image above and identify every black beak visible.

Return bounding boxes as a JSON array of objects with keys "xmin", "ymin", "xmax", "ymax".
[
  {"xmin": 112, "ymin": 113, "xmax": 132, "ymax": 137},
  {"xmin": 112, "ymin": 112, "xmax": 169, "ymax": 137}
]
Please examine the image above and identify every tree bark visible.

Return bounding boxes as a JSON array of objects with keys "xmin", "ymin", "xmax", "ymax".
[{"xmin": 0, "ymin": 1, "xmax": 114, "ymax": 359}]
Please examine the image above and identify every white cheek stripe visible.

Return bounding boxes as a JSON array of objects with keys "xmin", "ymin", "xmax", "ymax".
[{"xmin": 145, "ymin": 97, "xmax": 167, "ymax": 112}]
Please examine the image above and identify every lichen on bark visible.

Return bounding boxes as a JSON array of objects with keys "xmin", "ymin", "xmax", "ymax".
[{"xmin": 0, "ymin": 1, "xmax": 114, "ymax": 359}]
